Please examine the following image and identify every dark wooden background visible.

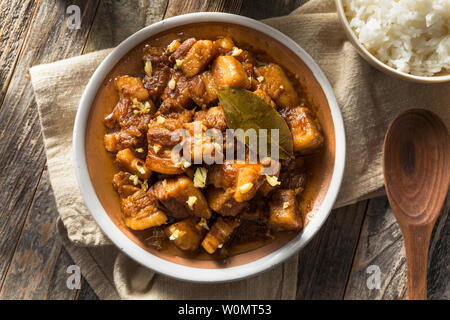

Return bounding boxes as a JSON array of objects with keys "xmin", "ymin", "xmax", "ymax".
[{"xmin": 0, "ymin": 0, "xmax": 448, "ymax": 300}]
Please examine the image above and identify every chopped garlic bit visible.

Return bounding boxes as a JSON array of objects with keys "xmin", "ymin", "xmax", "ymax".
[
  {"xmin": 265, "ymin": 174, "xmax": 281, "ymax": 187},
  {"xmin": 294, "ymin": 187, "xmax": 303, "ymax": 195},
  {"xmin": 193, "ymin": 167, "xmax": 207, "ymax": 188},
  {"xmin": 186, "ymin": 196, "xmax": 198, "ymax": 209},
  {"xmin": 132, "ymin": 98, "xmax": 152, "ymax": 115},
  {"xmin": 141, "ymin": 179, "xmax": 148, "ymax": 191},
  {"xmin": 283, "ymin": 202, "xmax": 290, "ymax": 209},
  {"xmin": 162, "ymin": 179, "xmax": 167, "ymax": 187},
  {"xmin": 136, "ymin": 148, "xmax": 144, "ymax": 153},
  {"xmin": 217, "ymin": 243, "xmax": 224, "ymax": 249},
  {"xmin": 239, "ymin": 182, "xmax": 254, "ymax": 194},
  {"xmin": 144, "ymin": 60, "xmax": 152, "ymax": 76},
  {"xmin": 153, "ymin": 144, "xmax": 162, "ymax": 154},
  {"xmin": 279, "ymin": 85, "xmax": 284, "ymax": 89},
  {"xmin": 175, "ymin": 59, "xmax": 183, "ymax": 68},
  {"xmin": 168, "ymin": 78, "xmax": 176, "ymax": 90},
  {"xmin": 129, "ymin": 175, "xmax": 140, "ymax": 186},
  {"xmin": 156, "ymin": 115, "xmax": 166, "ymax": 124},
  {"xmin": 257, "ymin": 76, "xmax": 264, "ymax": 82},
  {"xmin": 198, "ymin": 218, "xmax": 209, "ymax": 230},
  {"xmin": 167, "ymin": 40, "xmax": 181, "ymax": 53},
  {"xmin": 135, "ymin": 163, "xmax": 147, "ymax": 175},
  {"xmin": 231, "ymin": 47, "xmax": 243, "ymax": 56},
  {"xmin": 175, "ymin": 158, "xmax": 191, "ymax": 169},
  {"xmin": 169, "ymin": 229, "xmax": 186, "ymax": 241}
]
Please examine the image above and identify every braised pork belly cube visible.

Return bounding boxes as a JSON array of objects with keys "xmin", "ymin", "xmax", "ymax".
[
  {"xmin": 233, "ymin": 163, "xmax": 266, "ymax": 202},
  {"xmin": 207, "ymin": 188, "xmax": 247, "ymax": 216},
  {"xmin": 188, "ymin": 71, "xmax": 218, "ymax": 107},
  {"xmin": 151, "ymin": 176, "xmax": 211, "ymax": 220},
  {"xmin": 121, "ymin": 190, "xmax": 168, "ymax": 230},
  {"xmin": 104, "ymin": 128, "xmax": 143, "ymax": 153},
  {"xmin": 112, "ymin": 171, "xmax": 141, "ymax": 198},
  {"xmin": 212, "ymin": 55, "xmax": 251, "ymax": 89},
  {"xmin": 143, "ymin": 44, "xmax": 170, "ymax": 67},
  {"xmin": 232, "ymin": 49, "xmax": 256, "ymax": 77},
  {"xmin": 213, "ymin": 37, "xmax": 235, "ymax": 55},
  {"xmin": 201, "ymin": 217, "xmax": 240, "ymax": 254},
  {"xmin": 161, "ymin": 70, "xmax": 191, "ymax": 108},
  {"xmin": 180, "ymin": 40, "xmax": 217, "ymax": 77},
  {"xmin": 115, "ymin": 76, "xmax": 149, "ymax": 101},
  {"xmin": 255, "ymin": 64, "xmax": 299, "ymax": 109},
  {"xmin": 268, "ymin": 189, "xmax": 303, "ymax": 231},
  {"xmin": 284, "ymin": 107, "xmax": 323, "ymax": 154},
  {"xmin": 165, "ymin": 217, "xmax": 205, "ymax": 251},
  {"xmin": 116, "ymin": 148, "xmax": 151, "ymax": 180},
  {"xmin": 181, "ymin": 120, "xmax": 223, "ymax": 164},
  {"xmin": 194, "ymin": 106, "xmax": 226, "ymax": 131},
  {"xmin": 169, "ymin": 37, "xmax": 197, "ymax": 62}
]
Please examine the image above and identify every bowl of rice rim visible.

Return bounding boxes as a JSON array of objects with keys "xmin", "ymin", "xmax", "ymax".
[{"xmin": 335, "ymin": 0, "xmax": 450, "ymax": 83}]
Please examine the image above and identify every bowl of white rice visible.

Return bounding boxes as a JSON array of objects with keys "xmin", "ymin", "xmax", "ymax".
[{"xmin": 336, "ymin": 0, "xmax": 450, "ymax": 83}]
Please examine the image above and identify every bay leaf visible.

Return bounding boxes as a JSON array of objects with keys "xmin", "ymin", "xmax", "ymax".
[{"xmin": 217, "ymin": 87, "xmax": 293, "ymax": 160}]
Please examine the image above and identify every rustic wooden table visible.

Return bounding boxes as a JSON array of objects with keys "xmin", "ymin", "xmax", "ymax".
[{"xmin": 0, "ymin": 0, "xmax": 448, "ymax": 300}]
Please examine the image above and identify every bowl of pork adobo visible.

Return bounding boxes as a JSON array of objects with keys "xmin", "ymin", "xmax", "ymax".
[{"xmin": 73, "ymin": 13, "xmax": 345, "ymax": 282}]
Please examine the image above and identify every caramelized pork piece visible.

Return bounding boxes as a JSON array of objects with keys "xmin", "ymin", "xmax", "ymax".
[
  {"xmin": 105, "ymin": 97, "xmax": 153, "ymax": 135},
  {"xmin": 169, "ymin": 37, "xmax": 197, "ymax": 62},
  {"xmin": 233, "ymin": 49, "xmax": 256, "ymax": 77},
  {"xmin": 182, "ymin": 120, "xmax": 223, "ymax": 164},
  {"xmin": 193, "ymin": 106, "xmax": 226, "ymax": 131},
  {"xmin": 143, "ymin": 44, "xmax": 170, "ymax": 66},
  {"xmin": 116, "ymin": 76, "xmax": 150, "ymax": 101},
  {"xmin": 268, "ymin": 189, "xmax": 303, "ymax": 231},
  {"xmin": 213, "ymin": 37, "xmax": 235, "ymax": 55},
  {"xmin": 104, "ymin": 128, "xmax": 143, "ymax": 153},
  {"xmin": 233, "ymin": 163, "xmax": 266, "ymax": 202},
  {"xmin": 283, "ymin": 106, "xmax": 323, "ymax": 154},
  {"xmin": 201, "ymin": 217, "xmax": 240, "ymax": 254},
  {"xmin": 207, "ymin": 188, "xmax": 247, "ymax": 216},
  {"xmin": 255, "ymin": 64, "xmax": 299, "ymax": 109},
  {"xmin": 143, "ymin": 64, "xmax": 172, "ymax": 101},
  {"xmin": 165, "ymin": 217, "xmax": 205, "ymax": 251},
  {"xmin": 116, "ymin": 148, "xmax": 151, "ymax": 180},
  {"xmin": 180, "ymin": 40, "xmax": 217, "ymax": 77},
  {"xmin": 207, "ymin": 161, "xmax": 266, "ymax": 203},
  {"xmin": 145, "ymin": 118, "xmax": 184, "ymax": 175},
  {"xmin": 112, "ymin": 171, "xmax": 141, "ymax": 198},
  {"xmin": 188, "ymin": 71, "xmax": 218, "ymax": 107},
  {"xmin": 121, "ymin": 189, "xmax": 168, "ymax": 230},
  {"xmin": 151, "ymin": 176, "xmax": 211, "ymax": 219},
  {"xmin": 161, "ymin": 70, "xmax": 191, "ymax": 108},
  {"xmin": 212, "ymin": 55, "xmax": 251, "ymax": 89}
]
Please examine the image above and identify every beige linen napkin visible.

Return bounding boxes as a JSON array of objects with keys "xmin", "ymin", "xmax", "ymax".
[{"xmin": 30, "ymin": 0, "xmax": 449, "ymax": 300}]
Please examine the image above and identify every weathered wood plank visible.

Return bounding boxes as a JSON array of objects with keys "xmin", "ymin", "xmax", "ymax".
[
  {"xmin": 240, "ymin": 0, "xmax": 308, "ymax": 19},
  {"xmin": 0, "ymin": 0, "xmax": 100, "ymax": 297},
  {"xmin": 83, "ymin": 0, "xmax": 169, "ymax": 53},
  {"xmin": 76, "ymin": 277, "xmax": 100, "ymax": 300},
  {"xmin": 344, "ymin": 195, "xmax": 449, "ymax": 300},
  {"xmin": 46, "ymin": 246, "xmax": 79, "ymax": 300},
  {"xmin": 164, "ymin": 0, "xmax": 244, "ymax": 18},
  {"xmin": 0, "ymin": 0, "xmax": 37, "ymax": 107},
  {"xmin": 296, "ymin": 201, "xmax": 367, "ymax": 299}
]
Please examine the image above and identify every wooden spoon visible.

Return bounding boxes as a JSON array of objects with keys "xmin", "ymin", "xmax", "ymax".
[{"xmin": 383, "ymin": 109, "xmax": 449, "ymax": 300}]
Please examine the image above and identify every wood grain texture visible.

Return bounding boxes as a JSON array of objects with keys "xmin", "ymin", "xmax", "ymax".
[
  {"xmin": 0, "ymin": 0, "xmax": 100, "ymax": 298},
  {"xmin": 344, "ymin": 195, "xmax": 449, "ymax": 300},
  {"xmin": 83, "ymin": 0, "xmax": 169, "ymax": 53},
  {"xmin": 296, "ymin": 201, "xmax": 367, "ymax": 299},
  {"xmin": 0, "ymin": 0, "xmax": 37, "ymax": 107}
]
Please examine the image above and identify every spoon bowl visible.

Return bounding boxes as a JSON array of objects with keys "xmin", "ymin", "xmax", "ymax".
[{"xmin": 383, "ymin": 109, "xmax": 449, "ymax": 299}]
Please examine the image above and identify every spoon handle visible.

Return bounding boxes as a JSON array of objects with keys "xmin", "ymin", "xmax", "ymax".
[{"xmin": 400, "ymin": 223, "xmax": 433, "ymax": 300}]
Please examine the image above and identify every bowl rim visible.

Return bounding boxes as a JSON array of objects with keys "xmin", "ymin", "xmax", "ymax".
[
  {"xmin": 73, "ymin": 12, "xmax": 346, "ymax": 283},
  {"xmin": 335, "ymin": 0, "xmax": 450, "ymax": 83}
]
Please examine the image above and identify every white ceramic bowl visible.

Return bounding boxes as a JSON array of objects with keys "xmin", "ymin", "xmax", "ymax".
[
  {"xmin": 73, "ymin": 12, "xmax": 346, "ymax": 282},
  {"xmin": 335, "ymin": 0, "xmax": 450, "ymax": 83}
]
